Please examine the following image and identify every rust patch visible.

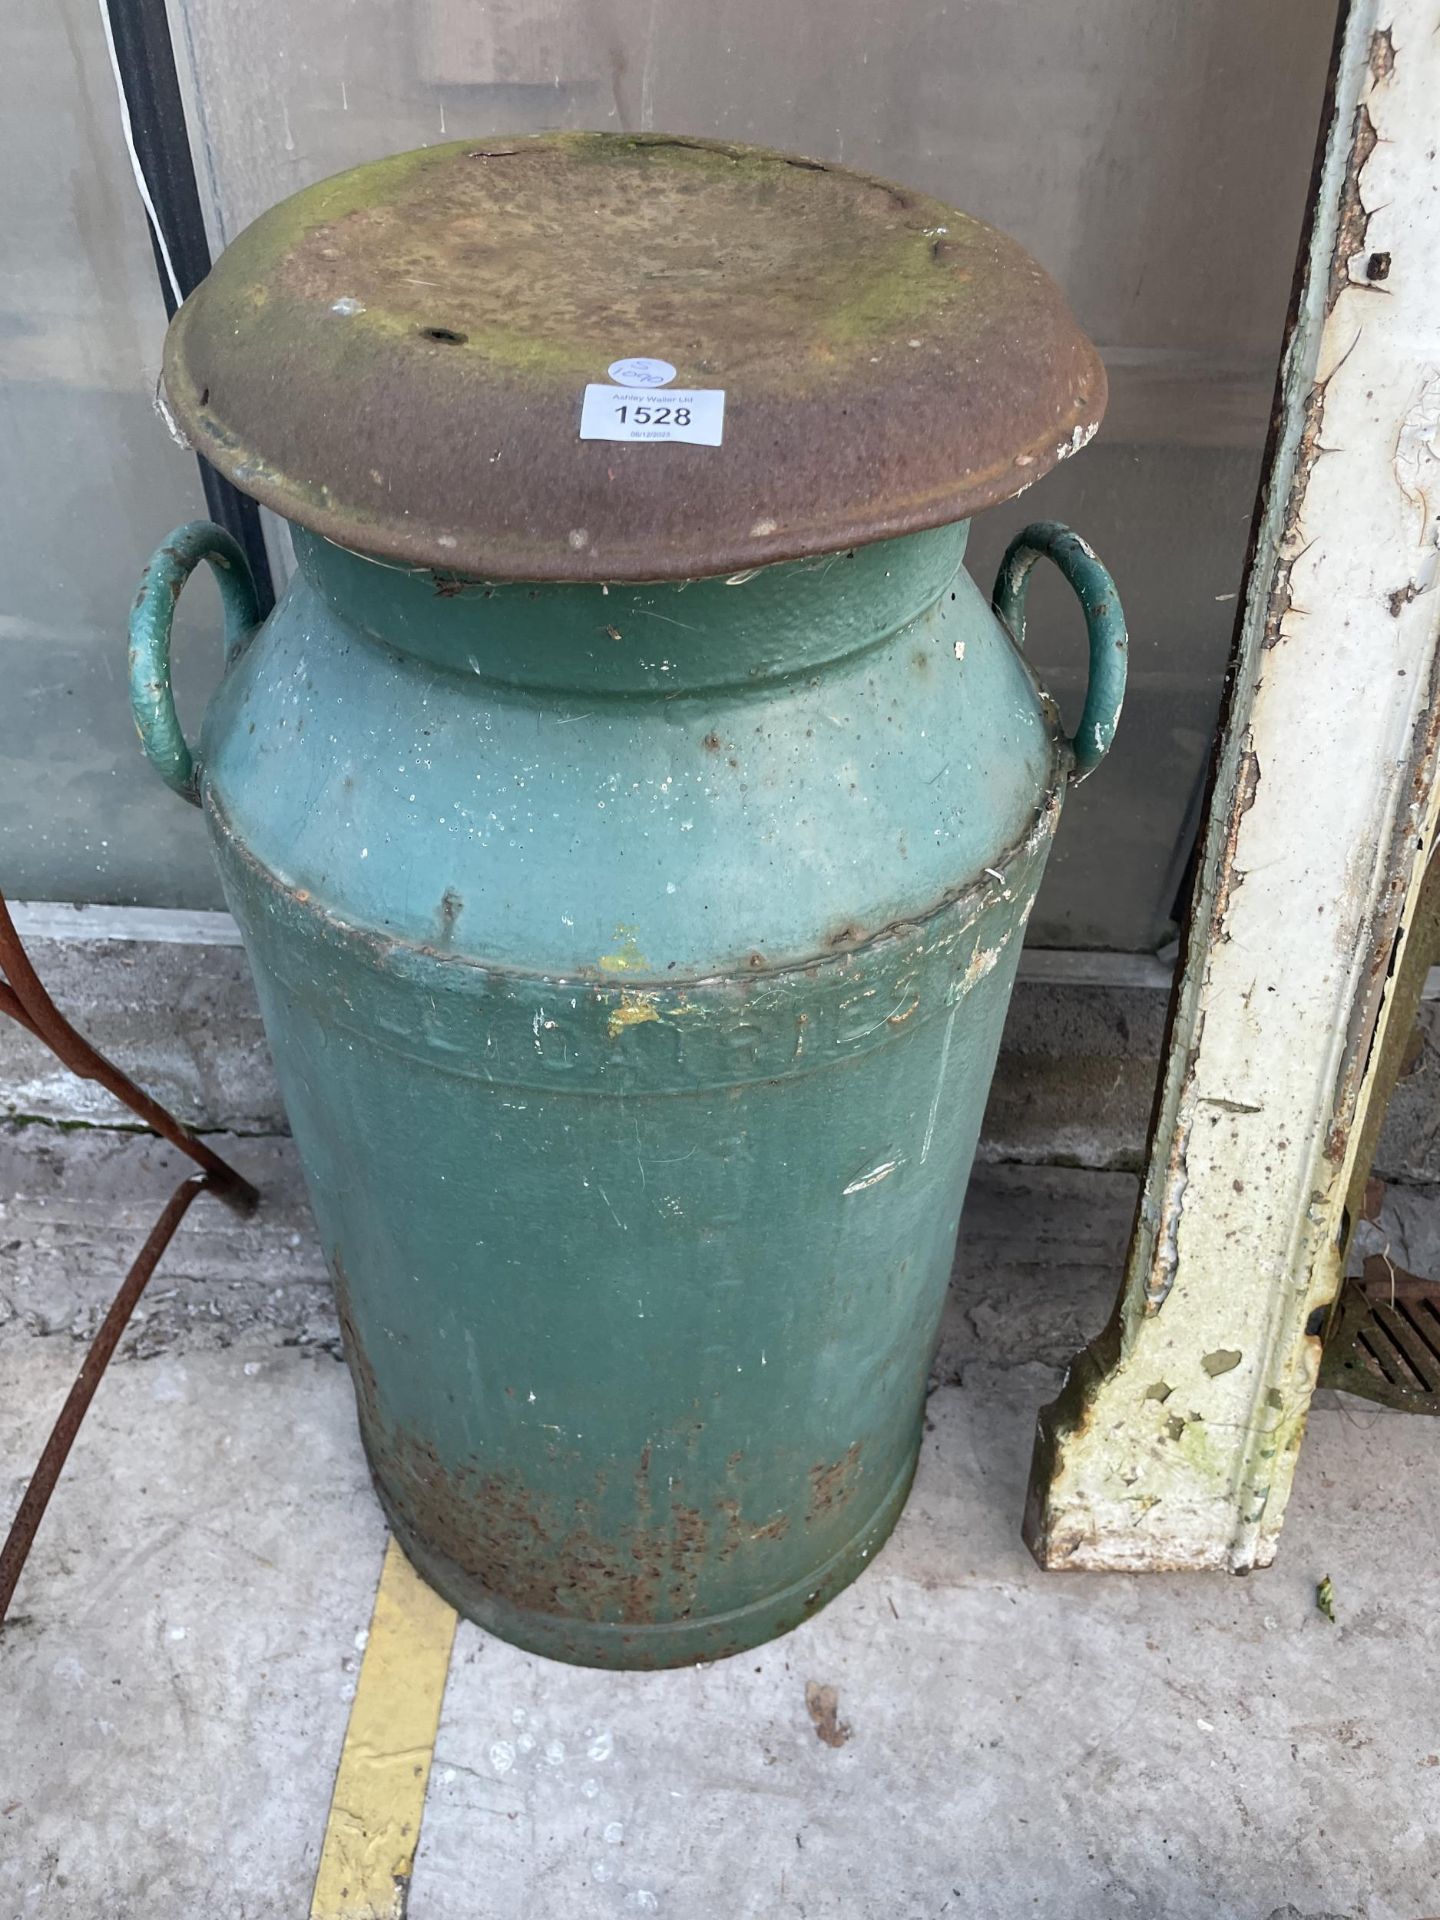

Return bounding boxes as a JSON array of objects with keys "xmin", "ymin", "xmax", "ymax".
[
  {"xmin": 359, "ymin": 1409, "xmax": 798, "ymax": 1630},
  {"xmin": 807, "ymin": 1442, "xmax": 863, "ymax": 1525},
  {"xmin": 1328, "ymin": 104, "xmax": 1378, "ymax": 314},
  {"xmin": 331, "ymin": 1252, "xmax": 382, "ymax": 1429},
  {"xmin": 804, "ymin": 1681, "xmax": 852, "ymax": 1748},
  {"xmin": 716, "ymin": 1497, "xmax": 744, "ymax": 1564},
  {"xmin": 752, "ymin": 1512, "xmax": 791, "ymax": 1543},
  {"xmin": 1262, "ymin": 383, "xmax": 1325, "ymax": 652},
  {"xmin": 1265, "ymin": 62, "xmax": 1394, "ymax": 658},
  {"xmin": 393, "ymin": 1437, "xmax": 673, "ymax": 1623},
  {"xmin": 1202, "ymin": 743, "xmax": 1261, "ymax": 948}
]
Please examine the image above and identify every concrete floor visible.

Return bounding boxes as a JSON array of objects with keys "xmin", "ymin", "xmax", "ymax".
[{"xmin": 3, "ymin": 1128, "xmax": 1439, "ymax": 1919}]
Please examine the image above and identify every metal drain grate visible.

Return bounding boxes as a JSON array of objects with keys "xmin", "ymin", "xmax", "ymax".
[{"xmin": 1320, "ymin": 1255, "xmax": 1440, "ymax": 1413}]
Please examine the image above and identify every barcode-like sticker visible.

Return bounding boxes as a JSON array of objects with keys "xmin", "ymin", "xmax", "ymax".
[{"xmin": 580, "ymin": 383, "xmax": 725, "ymax": 447}]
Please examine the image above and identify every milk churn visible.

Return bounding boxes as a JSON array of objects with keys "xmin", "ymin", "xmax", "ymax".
[{"xmin": 129, "ymin": 134, "xmax": 1126, "ymax": 1668}]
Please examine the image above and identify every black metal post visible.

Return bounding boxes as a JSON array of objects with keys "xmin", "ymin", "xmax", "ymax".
[{"xmin": 103, "ymin": 0, "xmax": 276, "ymax": 616}]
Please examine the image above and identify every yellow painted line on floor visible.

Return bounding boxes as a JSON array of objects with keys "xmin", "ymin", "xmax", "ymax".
[{"xmin": 310, "ymin": 1537, "xmax": 458, "ymax": 1920}]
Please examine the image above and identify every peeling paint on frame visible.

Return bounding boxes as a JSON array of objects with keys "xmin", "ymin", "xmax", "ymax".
[{"xmin": 1027, "ymin": 0, "xmax": 1440, "ymax": 1575}]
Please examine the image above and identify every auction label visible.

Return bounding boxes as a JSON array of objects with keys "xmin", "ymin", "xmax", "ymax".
[{"xmin": 580, "ymin": 383, "xmax": 725, "ymax": 447}]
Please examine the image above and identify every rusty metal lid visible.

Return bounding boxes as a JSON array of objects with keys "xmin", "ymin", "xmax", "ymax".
[{"xmin": 164, "ymin": 133, "xmax": 1106, "ymax": 582}]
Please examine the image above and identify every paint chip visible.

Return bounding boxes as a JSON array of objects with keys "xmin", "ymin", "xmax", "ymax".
[
  {"xmin": 843, "ymin": 1157, "xmax": 902, "ymax": 1196},
  {"xmin": 1201, "ymin": 1348, "xmax": 1243, "ymax": 1377}
]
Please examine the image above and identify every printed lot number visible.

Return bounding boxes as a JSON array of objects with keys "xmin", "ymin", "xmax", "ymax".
[
  {"xmin": 580, "ymin": 383, "xmax": 725, "ymax": 447},
  {"xmin": 618, "ymin": 401, "xmax": 691, "ymax": 426}
]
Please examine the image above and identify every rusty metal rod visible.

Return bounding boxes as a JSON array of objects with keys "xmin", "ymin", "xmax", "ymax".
[
  {"xmin": 0, "ymin": 893, "xmax": 257, "ymax": 1213},
  {"xmin": 0, "ymin": 1173, "xmax": 210, "ymax": 1623},
  {"xmin": 0, "ymin": 889, "xmax": 265, "ymax": 1616},
  {"xmin": 0, "ymin": 978, "xmax": 44, "ymax": 1043}
]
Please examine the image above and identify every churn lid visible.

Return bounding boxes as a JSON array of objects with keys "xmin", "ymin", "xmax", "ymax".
[{"xmin": 164, "ymin": 133, "xmax": 1105, "ymax": 582}]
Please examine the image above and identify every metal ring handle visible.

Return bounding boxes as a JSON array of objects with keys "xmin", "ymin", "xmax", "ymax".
[
  {"xmin": 128, "ymin": 521, "xmax": 261, "ymax": 806},
  {"xmin": 991, "ymin": 520, "xmax": 1128, "ymax": 784}
]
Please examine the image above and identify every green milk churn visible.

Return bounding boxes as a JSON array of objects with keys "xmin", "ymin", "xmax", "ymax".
[{"xmin": 128, "ymin": 134, "xmax": 1126, "ymax": 1668}]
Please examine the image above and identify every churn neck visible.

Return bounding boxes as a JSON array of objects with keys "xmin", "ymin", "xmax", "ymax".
[{"xmin": 289, "ymin": 522, "xmax": 970, "ymax": 695}]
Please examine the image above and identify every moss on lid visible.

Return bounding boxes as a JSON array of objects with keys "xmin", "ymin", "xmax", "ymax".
[{"xmin": 163, "ymin": 132, "xmax": 1105, "ymax": 581}]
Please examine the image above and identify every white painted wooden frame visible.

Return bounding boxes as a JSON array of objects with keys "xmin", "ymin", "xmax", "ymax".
[{"xmin": 1026, "ymin": 0, "xmax": 1440, "ymax": 1571}]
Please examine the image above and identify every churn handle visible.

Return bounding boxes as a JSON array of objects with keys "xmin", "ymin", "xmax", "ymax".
[
  {"xmin": 128, "ymin": 520, "xmax": 262, "ymax": 806},
  {"xmin": 990, "ymin": 520, "xmax": 1128, "ymax": 784}
]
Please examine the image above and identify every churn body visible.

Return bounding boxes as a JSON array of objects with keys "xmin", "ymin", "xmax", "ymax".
[{"xmin": 129, "ymin": 134, "xmax": 1126, "ymax": 1667}]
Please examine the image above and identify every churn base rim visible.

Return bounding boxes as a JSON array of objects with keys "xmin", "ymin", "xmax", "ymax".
[{"xmin": 366, "ymin": 1433, "xmax": 921, "ymax": 1672}]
